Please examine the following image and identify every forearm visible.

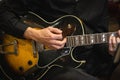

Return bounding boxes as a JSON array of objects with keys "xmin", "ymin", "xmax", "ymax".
[{"xmin": 23, "ymin": 27, "xmax": 38, "ymax": 40}]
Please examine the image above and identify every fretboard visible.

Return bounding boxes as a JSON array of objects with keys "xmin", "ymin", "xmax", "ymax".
[{"xmin": 66, "ymin": 32, "xmax": 118, "ymax": 47}]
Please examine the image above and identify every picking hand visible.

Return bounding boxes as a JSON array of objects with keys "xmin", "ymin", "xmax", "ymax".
[{"xmin": 24, "ymin": 27, "xmax": 66, "ymax": 50}]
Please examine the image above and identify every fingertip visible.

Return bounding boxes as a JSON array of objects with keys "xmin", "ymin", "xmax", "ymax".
[
  {"xmin": 49, "ymin": 27, "xmax": 62, "ymax": 33},
  {"xmin": 55, "ymin": 28, "xmax": 62, "ymax": 33}
]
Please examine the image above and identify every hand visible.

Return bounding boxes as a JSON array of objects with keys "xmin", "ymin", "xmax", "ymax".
[
  {"xmin": 109, "ymin": 30, "xmax": 120, "ymax": 56},
  {"xmin": 24, "ymin": 27, "xmax": 66, "ymax": 50}
]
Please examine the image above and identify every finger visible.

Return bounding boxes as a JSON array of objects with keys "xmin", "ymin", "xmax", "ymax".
[
  {"xmin": 46, "ymin": 44, "xmax": 64, "ymax": 50},
  {"xmin": 117, "ymin": 37, "xmax": 120, "ymax": 44},
  {"xmin": 49, "ymin": 44, "xmax": 65, "ymax": 50},
  {"xmin": 52, "ymin": 33, "xmax": 63, "ymax": 40},
  {"xmin": 49, "ymin": 38, "xmax": 66, "ymax": 46},
  {"xmin": 112, "ymin": 37, "xmax": 117, "ymax": 49},
  {"xmin": 118, "ymin": 30, "xmax": 120, "ymax": 36},
  {"xmin": 109, "ymin": 36, "xmax": 117, "ymax": 56},
  {"xmin": 109, "ymin": 36, "xmax": 113, "ymax": 52},
  {"xmin": 48, "ymin": 27, "xmax": 62, "ymax": 34}
]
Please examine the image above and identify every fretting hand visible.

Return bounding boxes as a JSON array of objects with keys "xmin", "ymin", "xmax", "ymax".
[{"xmin": 109, "ymin": 30, "xmax": 120, "ymax": 56}]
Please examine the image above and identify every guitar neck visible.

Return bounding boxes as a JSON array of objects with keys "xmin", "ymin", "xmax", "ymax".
[{"xmin": 66, "ymin": 32, "xmax": 118, "ymax": 47}]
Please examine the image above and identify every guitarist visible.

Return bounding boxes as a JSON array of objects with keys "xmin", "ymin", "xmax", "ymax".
[{"xmin": 0, "ymin": 0, "xmax": 120, "ymax": 80}]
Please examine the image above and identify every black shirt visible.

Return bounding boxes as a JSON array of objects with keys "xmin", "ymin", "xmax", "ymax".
[{"xmin": 0, "ymin": 0, "xmax": 108, "ymax": 38}]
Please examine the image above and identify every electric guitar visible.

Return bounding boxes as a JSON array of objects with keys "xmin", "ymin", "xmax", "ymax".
[{"xmin": 0, "ymin": 11, "xmax": 118, "ymax": 80}]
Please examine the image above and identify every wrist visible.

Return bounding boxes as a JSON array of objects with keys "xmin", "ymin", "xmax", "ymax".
[{"xmin": 24, "ymin": 27, "xmax": 36, "ymax": 39}]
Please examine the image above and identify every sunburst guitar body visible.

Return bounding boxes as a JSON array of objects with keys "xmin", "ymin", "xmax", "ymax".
[{"xmin": 2, "ymin": 34, "xmax": 39, "ymax": 75}]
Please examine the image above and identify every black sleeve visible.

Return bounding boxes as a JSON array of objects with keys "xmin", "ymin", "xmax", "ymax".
[{"xmin": 0, "ymin": 1, "xmax": 28, "ymax": 38}]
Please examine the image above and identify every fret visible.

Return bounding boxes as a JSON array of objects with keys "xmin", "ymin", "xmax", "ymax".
[
  {"xmin": 96, "ymin": 34, "xmax": 99, "ymax": 44},
  {"xmin": 66, "ymin": 37, "xmax": 71, "ymax": 47},
  {"xmin": 78, "ymin": 36, "xmax": 81, "ymax": 46},
  {"xmin": 98, "ymin": 33, "xmax": 102, "ymax": 43},
  {"xmin": 73, "ymin": 36, "xmax": 77, "ymax": 46},
  {"xmin": 71, "ymin": 36, "xmax": 74, "ymax": 46},
  {"xmin": 86, "ymin": 34, "xmax": 90, "ymax": 45},
  {"xmin": 80, "ymin": 35, "xmax": 84, "ymax": 46},
  {"xmin": 99, "ymin": 34, "xmax": 102, "ymax": 43},
  {"xmin": 66, "ymin": 31, "xmax": 117, "ymax": 48},
  {"xmin": 106, "ymin": 33, "xmax": 110, "ymax": 43},
  {"xmin": 91, "ymin": 34, "xmax": 95, "ymax": 44},
  {"xmin": 86, "ymin": 35, "xmax": 89, "ymax": 45},
  {"xmin": 67, "ymin": 36, "xmax": 77, "ymax": 47},
  {"xmin": 94, "ymin": 34, "xmax": 98, "ymax": 44},
  {"xmin": 72, "ymin": 36, "xmax": 75, "ymax": 47},
  {"xmin": 75, "ymin": 36, "xmax": 79, "ymax": 46},
  {"xmin": 97, "ymin": 33, "xmax": 102, "ymax": 44},
  {"xmin": 105, "ymin": 33, "xmax": 109, "ymax": 43},
  {"xmin": 101, "ymin": 33, "xmax": 109, "ymax": 43},
  {"xmin": 69, "ymin": 36, "xmax": 73, "ymax": 47},
  {"xmin": 100, "ymin": 33, "xmax": 105, "ymax": 43},
  {"xmin": 85, "ymin": 35, "xmax": 88, "ymax": 45}
]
